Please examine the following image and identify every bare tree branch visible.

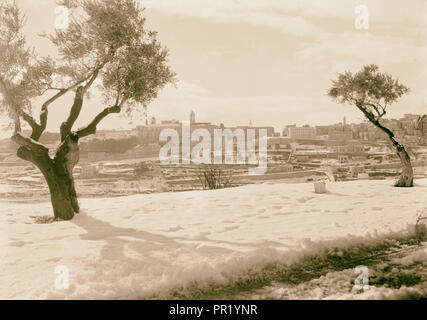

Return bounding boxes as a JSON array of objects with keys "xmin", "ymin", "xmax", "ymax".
[
  {"xmin": 20, "ymin": 110, "xmax": 38, "ymax": 129},
  {"xmin": 11, "ymin": 131, "xmax": 49, "ymax": 153},
  {"xmin": 76, "ymin": 104, "xmax": 122, "ymax": 138},
  {"xmin": 59, "ymin": 62, "xmax": 109, "ymax": 141},
  {"xmin": 60, "ymin": 86, "xmax": 84, "ymax": 141},
  {"xmin": 365, "ymin": 103, "xmax": 386, "ymax": 120},
  {"xmin": 82, "ymin": 63, "xmax": 105, "ymax": 93}
]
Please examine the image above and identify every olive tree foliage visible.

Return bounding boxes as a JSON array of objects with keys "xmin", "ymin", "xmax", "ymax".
[
  {"xmin": 328, "ymin": 64, "xmax": 413, "ymax": 187},
  {"xmin": 0, "ymin": 0, "xmax": 176, "ymax": 220},
  {"xmin": 50, "ymin": 0, "xmax": 176, "ymax": 139},
  {"xmin": 0, "ymin": 1, "xmax": 56, "ymax": 134},
  {"xmin": 328, "ymin": 65, "xmax": 409, "ymax": 119}
]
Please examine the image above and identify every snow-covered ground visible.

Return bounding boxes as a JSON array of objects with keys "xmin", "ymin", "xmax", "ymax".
[{"xmin": 0, "ymin": 178, "xmax": 426, "ymax": 299}]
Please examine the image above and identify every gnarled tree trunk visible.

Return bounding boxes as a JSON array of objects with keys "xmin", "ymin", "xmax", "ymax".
[
  {"xmin": 14, "ymin": 133, "xmax": 80, "ymax": 220},
  {"xmin": 44, "ymin": 167, "xmax": 79, "ymax": 221},
  {"xmin": 10, "ymin": 85, "xmax": 121, "ymax": 220},
  {"xmin": 372, "ymin": 120, "xmax": 413, "ymax": 187},
  {"xmin": 394, "ymin": 145, "xmax": 413, "ymax": 187},
  {"xmin": 355, "ymin": 103, "xmax": 414, "ymax": 188}
]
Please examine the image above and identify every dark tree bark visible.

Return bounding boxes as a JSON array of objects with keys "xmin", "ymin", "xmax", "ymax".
[
  {"xmin": 356, "ymin": 103, "xmax": 413, "ymax": 187},
  {"xmin": 51, "ymin": 134, "xmax": 81, "ymax": 217},
  {"xmin": 11, "ymin": 102, "xmax": 122, "ymax": 220},
  {"xmin": 21, "ymin": 84, "xmax": 93, "ymax": 220},
  {"xmin": 13, "ymin": 133, "xmax": 80, "ymax": 220},
  {"xmin": 15, "ymin": 87, "xmax": 85, "ymax": 220},
  {"xmin": 374, "ymin": 123, "xmax": 413, "ymax": 187}
]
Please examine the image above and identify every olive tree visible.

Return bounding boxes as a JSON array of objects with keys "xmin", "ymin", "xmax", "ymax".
[
  {"xmin": 328, "ymin": 64, "xmax": 413, "ymax": 187},
  {"xmin": 0, "ymin": 0, "xmax": 175, "ymax": 220}
]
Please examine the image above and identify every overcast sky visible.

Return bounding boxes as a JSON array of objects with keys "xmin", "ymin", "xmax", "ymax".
[{"xmin": 1, "ymin": 0, "xmax": 426, "ymax": 138}]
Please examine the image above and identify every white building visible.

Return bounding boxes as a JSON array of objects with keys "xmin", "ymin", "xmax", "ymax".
[{"xmin": 288, "ymin": 126, "xmax": 316, "ymax": 140}]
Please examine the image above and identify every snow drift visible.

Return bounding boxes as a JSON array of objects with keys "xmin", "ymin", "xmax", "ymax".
[{"xmin": 0, "ymin": 178, "xmax": 426, "ymax": 299}]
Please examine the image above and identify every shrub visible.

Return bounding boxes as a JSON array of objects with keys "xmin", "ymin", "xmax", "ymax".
[{"xmin": 197, "ymin": 165, "xmax": 234, "ymax": 190}]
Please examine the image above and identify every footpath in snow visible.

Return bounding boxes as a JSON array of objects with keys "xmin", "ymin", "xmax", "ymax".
[{"xmin": 0, "ymin": 178, "xmax": 426, "ymax": 299}]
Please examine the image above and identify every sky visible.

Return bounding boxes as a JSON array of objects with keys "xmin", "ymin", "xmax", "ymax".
[{"xmin": 1, "ymin": 0, "xmax": 426, "ymax": 138}]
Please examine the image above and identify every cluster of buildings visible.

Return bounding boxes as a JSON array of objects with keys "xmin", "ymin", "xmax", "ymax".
[
  {"xmin": 1, "ymin": 111, "xmax": 425, "ymax": 171},
  {"xmin": 73, "ymin": 112, "xmax": 425, "ymax": 174},
  {"xmin": 132, "ymin": 111, "xmax": 275, "ymax": 145},
  {"xmin": 283, "ymin": 117, "xmax": 353, "ymax": 141},
  {"xmin": 69, "ymin": 112, "xmax": 426, "ymax": 152},
  {"xmin": 283, "ymin": 114, "xmax": 426, "ymax": 144},
  {"xmin": 271, "ymin": 114, "xmax": 426, "ymax": 167},
  {"xmin": 0, "ymin": 111, "xmax": 425, "ymax": 186}
]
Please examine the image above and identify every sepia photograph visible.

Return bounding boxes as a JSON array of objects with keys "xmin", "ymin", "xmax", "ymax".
[{"xmin": 0, "ymin": 0, "xmax": 426, "ymax": 306}]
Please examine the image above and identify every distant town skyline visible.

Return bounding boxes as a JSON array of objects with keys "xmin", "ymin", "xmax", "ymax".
[
  {"xmin": 10, "ymin": 111, "xmax": 424, "ymax": 139},
  {"xmin": 0, "ymin": 0, "xmax": 426, "ymax": 139}
]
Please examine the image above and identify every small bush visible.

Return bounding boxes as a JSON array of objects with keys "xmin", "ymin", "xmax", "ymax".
[
  {"xmin": 197, "ymin": 165, "xmax": 234, "ymax": 190},
  {"xmin": 33, "ymin": 215, "xmax": 57, "ymax": 224}
]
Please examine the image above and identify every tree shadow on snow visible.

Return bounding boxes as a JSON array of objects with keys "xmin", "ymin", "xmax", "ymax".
[{"xmin": 71, "ymin": 210, "xmax": 272, "ymax": 268}]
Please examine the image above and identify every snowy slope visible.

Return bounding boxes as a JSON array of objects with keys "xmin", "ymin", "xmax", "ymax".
[{"xmin": 0, "ymin": 178, "xmax": 426, "ymax": 299}]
